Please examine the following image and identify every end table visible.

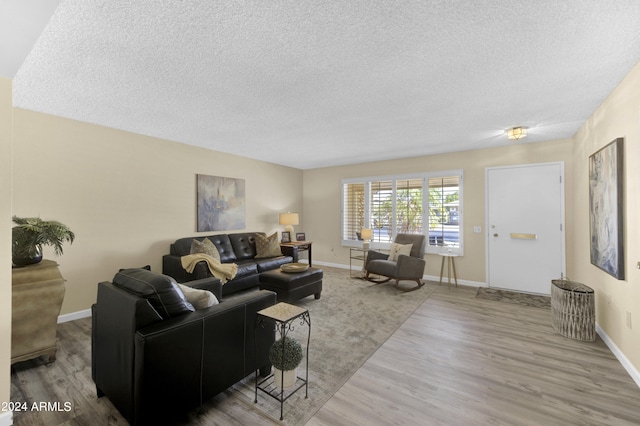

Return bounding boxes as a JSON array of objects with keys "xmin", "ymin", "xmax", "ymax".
[
  {"xmin": 255, "ymin": 302, "xmax": 311, "ymax": 420},
  {"xmin": 349, "ymin": 247, "xmax": 368, "ymax": 278},
  {"xmin": 280, "ymin": 241, "xmax": 313, "ymax": 265},
  {"xmin": 438, "ymin": 253, "xmax": 459, "ymax": 287}
]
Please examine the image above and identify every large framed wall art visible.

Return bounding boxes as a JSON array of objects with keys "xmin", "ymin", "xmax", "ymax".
[
  {"xmin": 196, "ymin": 174, "xmax": 246, "ymax": 232},
  {"xmin": 589, "ymin": 138, "xmax": 624, "ymax": 280}
]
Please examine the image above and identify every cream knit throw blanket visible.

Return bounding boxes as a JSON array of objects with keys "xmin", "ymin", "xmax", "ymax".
[{"xmin": 180, "ymin": 253, "xmax": 238, "ymax": 284}]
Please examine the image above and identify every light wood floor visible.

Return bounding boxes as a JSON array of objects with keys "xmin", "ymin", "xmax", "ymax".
[
  {"xmin": 11, "ymin": 282, "xmax": 640, "ymax": 425},
  {"xmin": 308, "ymin": 284, "xmax": 640, "ymax": 426}
]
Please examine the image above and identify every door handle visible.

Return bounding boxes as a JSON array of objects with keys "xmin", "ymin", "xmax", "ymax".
[{"xmin": 493, "ymin": 233, "xmax": 499, "ymax": 237}]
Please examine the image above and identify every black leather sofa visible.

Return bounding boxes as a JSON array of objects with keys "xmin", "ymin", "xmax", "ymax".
[
  {"xmin": 162, "ymin": 232, "xmax": 293, "ymax": 296},
  {"xmin": 91, "ymin": 268, "xmax": 276, "ymax": 425}
]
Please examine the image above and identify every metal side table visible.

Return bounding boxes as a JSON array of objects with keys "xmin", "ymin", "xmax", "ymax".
[
  {"xmin": 349, "ymin": 247, "xmax": 368, "ymax": 278},
  {"xmin": 255, "ymin": 302, "xmax": 311, "ymax": 420}
]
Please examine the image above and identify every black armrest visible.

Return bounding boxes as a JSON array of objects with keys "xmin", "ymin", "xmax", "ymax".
[
  {"xmin": 92, "ymin": 282, "xmax": 163, "ymax": 422},
  {"xmin": 162, "ymin": 254, "xmax": 187, "ymax": 282},
  {"xmin": 162, "ymin": 254, "xmax": 210, "ymax": 283}
]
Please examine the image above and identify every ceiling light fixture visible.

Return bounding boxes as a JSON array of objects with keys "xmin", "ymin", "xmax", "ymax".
[{"xmin": 507, "ymin": 127, "xmax": 528, "ymax": 140}]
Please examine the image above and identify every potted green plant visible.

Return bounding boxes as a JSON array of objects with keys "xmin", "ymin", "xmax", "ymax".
[
  {"xmin": 12, "ymin": 216, "xmax": 75, "ymax": 267},
  {"xmin": 268, "ymin": 336, "xmax": 303, "ymax": 390}
]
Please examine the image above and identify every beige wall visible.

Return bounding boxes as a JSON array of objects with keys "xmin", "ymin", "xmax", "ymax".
[
  {"xmin": 11, "ymin": 109, "xmax": 303, "ymax": 315},
  {"xmin": 303, "ymin": 138, "xmax": 574, "ymax": 284},
  {"xmin": 570, "ymin": 60, "xmax": 640, "ymax": 372},
  {"xmin": 1, "ymin": 77, "xmax": 13, "ymax": 419}
]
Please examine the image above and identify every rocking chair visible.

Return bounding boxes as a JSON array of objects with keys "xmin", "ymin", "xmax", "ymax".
[{"xmin": 364, "ymin": 234, "xmax": 426, "ymax": 292}]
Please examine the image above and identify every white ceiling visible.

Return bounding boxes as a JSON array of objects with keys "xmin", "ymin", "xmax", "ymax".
[
  {"xmin": 0, "ymin": 0, "xmax": 61, "ymax": 78},
  {"xmin": 6, "ymin": 1, "xmax": 640, "ymax": 169}
]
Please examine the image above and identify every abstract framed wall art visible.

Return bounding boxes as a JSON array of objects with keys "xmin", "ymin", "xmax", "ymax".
[
  {"xmin": 589, "ymin": 138, "xmax": 624, "ymax": 279},
  {"xmin": 197, "ymin": 174, "xmax": 246, "ymax": 232}
]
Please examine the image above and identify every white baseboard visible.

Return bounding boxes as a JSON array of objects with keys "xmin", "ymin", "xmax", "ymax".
[
  {"xmin": 313, "ymin": 260, "xmax": 486, "ymax": 288},
  {"xmin": 57, "ymin": 308, "xmax": 91, "ymax": 324},
  {"xmin": 596, "ymin": 323, "xmax": 640, "ymax": 388},
  {"xmin": 0, "ymin": 410, "xmax": 13, "ymax": 426},
  {"xmin": 423, "ymin": 274, "xmax": 485, "ymax": 288},
  {"xmin": 313, "ymin": 260, "xmax": 350, "ymax": 270}
]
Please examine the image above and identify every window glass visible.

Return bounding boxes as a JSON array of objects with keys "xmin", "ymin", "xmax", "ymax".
[
  {"xmin": 342, "ymin": 171, "xmax": 462, "ymax": 254},
  {"xmin": 427, "ymin": 176, "xmax": 460, "ymax": 248},
  {"xmin": 370, "ymin": 180, "xmax": 393, "ymax": 242},
  {"xmin": 396, "ymin": 178, "xmax": 423, "ymax": 235},
  {"xmin": 342, "ymin": 182, "xmax": 365, "ymax": 241}
]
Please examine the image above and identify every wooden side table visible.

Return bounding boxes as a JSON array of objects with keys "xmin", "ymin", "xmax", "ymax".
[
  {"xmin": 438, "ymin": 253, "xmax": 459, "ymax": 287},
  {"xmin": 280, "ymin": 241, "xmax": 312, "ymax": 266},
  {"xmin": 11, "ymin": 259, "xmax": 66, "ymax": 364}
]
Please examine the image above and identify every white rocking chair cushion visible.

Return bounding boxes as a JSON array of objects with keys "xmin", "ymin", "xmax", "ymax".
[{"xmin": 389, "ymin": 243, "xmax": 412, "ymax": 261}]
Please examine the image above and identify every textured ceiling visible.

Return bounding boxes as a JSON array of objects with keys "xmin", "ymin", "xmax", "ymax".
[{"xmin": 11, "ymin": 1, "xmax": 640, "ymax": 169}]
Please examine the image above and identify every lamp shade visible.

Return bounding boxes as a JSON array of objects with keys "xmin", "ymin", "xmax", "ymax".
[
  {"xmin": 279, "ymin": 212, "xmax": 299, "ymax": 226},
  {"xmin": 279, "ymin": 212, "xmax": 299, "ymax": 236},
  {"xmin": 360, "ymin": 228, "xmax": 373, "ymax": 240}
]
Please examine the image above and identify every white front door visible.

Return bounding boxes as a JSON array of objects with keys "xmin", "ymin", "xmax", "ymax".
[{"xmin": 486, "ymin": 163, "xmax": 565, "ymax": 295}]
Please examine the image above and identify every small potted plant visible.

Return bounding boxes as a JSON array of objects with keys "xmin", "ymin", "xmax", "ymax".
[
  {"xmin": 12, "ymin": 216, "xmax": 75, "ymax": 267},
  {"xmin": 269, "ymin": 336, "xmax": 303, "ymax": 390}
]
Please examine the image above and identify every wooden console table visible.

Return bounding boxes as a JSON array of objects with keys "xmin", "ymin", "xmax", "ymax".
[{"xmin": 11, "ymin": 260, "xmax": 66, "ymax": 364}]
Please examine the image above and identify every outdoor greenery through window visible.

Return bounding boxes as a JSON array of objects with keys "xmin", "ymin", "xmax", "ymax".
[
  {"xmin": 342, "ymin": 171, "xmax": 463, "ymax": 254},
  {"xmin": 427, "ymin": 176, "xmax": 460, "ymax": 249}
]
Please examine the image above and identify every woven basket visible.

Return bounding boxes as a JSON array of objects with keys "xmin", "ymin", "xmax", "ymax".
[{"xmin": 551, "ymin": 280, "xmax": 595, "ymax": 342}]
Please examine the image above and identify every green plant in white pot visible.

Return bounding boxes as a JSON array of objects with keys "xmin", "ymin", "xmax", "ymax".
[
  {"xmin": 12, "ymin": 216, "xmax": 75, "ymax": 267},
  {"xmin": 269, "ymin": 336, "xmax": 303, "ymax": 390}
]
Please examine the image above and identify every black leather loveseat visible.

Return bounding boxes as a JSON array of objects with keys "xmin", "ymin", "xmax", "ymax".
[
  {"xmin": 91, "ymin": 268, "xmax": 276, "ymax": 425},
  {"xmin": 162, "ymin": 232, "xmax": 293, "ymax": 296}
]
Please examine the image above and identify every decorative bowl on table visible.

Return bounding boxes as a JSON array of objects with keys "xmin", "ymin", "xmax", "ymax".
[{"xmin": 280, "ymin": 263, "xmax": 309, "ymax": 273}]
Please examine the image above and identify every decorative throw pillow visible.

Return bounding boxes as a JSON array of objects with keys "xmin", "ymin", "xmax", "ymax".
[
  {"xmin": 113, "ymin": 268, "xmax": 195, "ymax": 319},
  {"xmin": 190, "ymin": 238, "xmax": 221, "ymax": 262},
  {"xmin": 255, "ymin": 232, "xmax": 282, "ymax": 258},
  {"xmin": 389, "ymin": 243, "xmax": 413, "ymax": 261},
  {"xmin": 177, "ymin": 284, "xmax": 219, "ymax": 309}
]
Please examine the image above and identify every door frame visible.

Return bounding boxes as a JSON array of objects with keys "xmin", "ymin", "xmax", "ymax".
[{"xmin": 484, "ymin": 161, "xmax": 566, "ymax": 292}]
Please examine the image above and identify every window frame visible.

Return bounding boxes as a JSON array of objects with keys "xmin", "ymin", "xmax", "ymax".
[{"xmin": 341, "ymin": 170, "xmax": 464, "ymax": 255}]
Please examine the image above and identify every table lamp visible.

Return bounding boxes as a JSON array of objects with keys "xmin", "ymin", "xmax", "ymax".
[
  {"xmin": 360, "ymin": 228, "xmax": 373, "ymax": 250},
  {"xmin": 279, "ymin": 212, "xmax": 299, "ymax": 236}
]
